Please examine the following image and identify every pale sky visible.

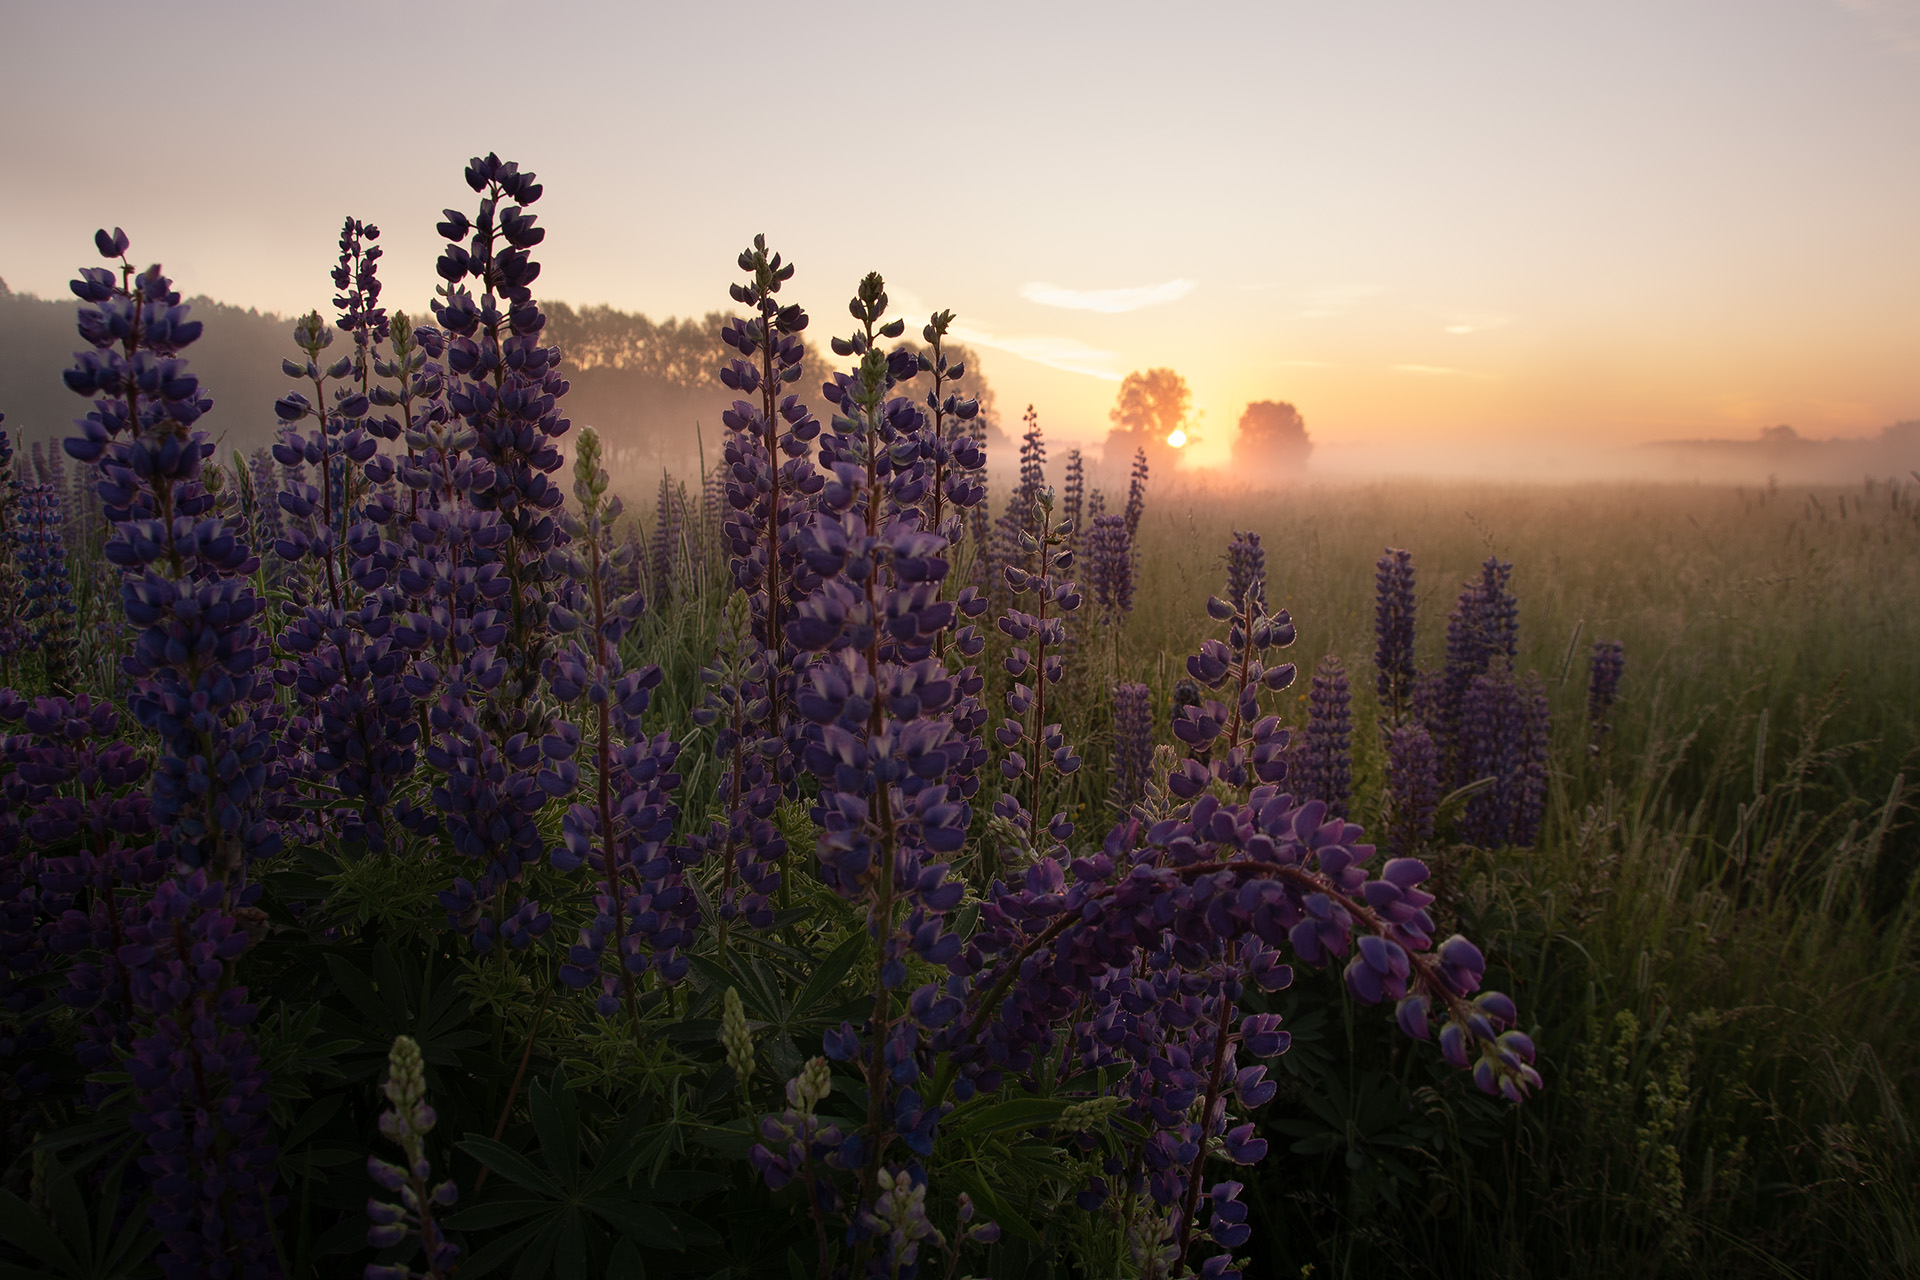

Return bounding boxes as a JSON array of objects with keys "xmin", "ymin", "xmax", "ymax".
[{"xmin": 3, "ymin": 0, "xmax": 1916, "ymax": 466}]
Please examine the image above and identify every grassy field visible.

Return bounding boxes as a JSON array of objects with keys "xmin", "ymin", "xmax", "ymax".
[{"xmin": 1041, "ymin": 476, "xmax": 1920, "ymax": 1278}]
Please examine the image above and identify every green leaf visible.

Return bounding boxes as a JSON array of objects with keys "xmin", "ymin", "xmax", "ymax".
[
  {"xmin": 789, "ymin": 932, "xmax": 866, "ymax": 1014},
  {"xmin": 948, "ymin": 1096, "xmax": 1072, "ymax": 1139},
  {"xmin": 0, "ymin": 1189, "xmax": 79, "ymax": 1272},
  {"xmin": 583, "ymin": 1194, "xmax": 683, "ymax": 1249},
  {"xmin": 444, "ymin": 1217, "xmax": 549, "ymax": 1280},
  {"xmin": 458, "ymin": 1135, "xmax": 564, "ymax": 1198},
  {"xmin": 444, "ymin": 1199, "xmax": 552, "ymax": 1231},
  {"xmin": 530, "ymin": 1071, "xmax": 580, "ymax": 1185}
]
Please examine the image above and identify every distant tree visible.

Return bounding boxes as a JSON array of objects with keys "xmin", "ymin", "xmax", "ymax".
[
  {"xmin": 1104, "ymin": 367, "xmax": 1191, "ymax": 473},
  {"xmin": 1232, "ymin": 399, "xmax": 1313, "ymax": 477}
]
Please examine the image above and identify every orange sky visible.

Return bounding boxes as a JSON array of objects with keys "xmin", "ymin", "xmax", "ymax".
[{"xmin": 3, "ymin": 1, "xmax": 1916, "ymax": 466}]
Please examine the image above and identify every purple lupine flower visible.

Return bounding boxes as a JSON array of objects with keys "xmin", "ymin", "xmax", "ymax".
[
  {"xmin": 1374, "ymin": 547, "xmax": 1417, "ymax": 724},
  {"xmin": 1384, "ymin": 724, "xmax": 1439, "ymax": 858},
  {"xmin": 121, "ymin": 871, "xmax": 281, "ymax": 1279},
  {"xmin": 0, "ymin": 420, "xmax": 27, "ymax": 671},
  {"xmin": 364, "ymin": 1035, "xmax": 460, "ymax": 1280},
  {"xmin": 915, "ymin": 313, "xmax": 990, "ymax": 815},
  {"xmin": 754, "ymin": 271, "xmax": 982, "ymax": 1269},
  {"xmin": 332, "ymin": 217, "xmax": 390, "ymax": 394},
  {"xmin": 431, "ymin": 155, "xmax": 573, "ymax": 697},
  {"xmin": 934, "ymin": 788, "xmax": 1536, "ymax": 1278},
  {"xmin": 1458, "ymin": 669, "xmax": 1550, "ymax": 848},
  {"xmin": 1085, "ymin": 513, "xmax": 1135, "ymax": 623},
  {"xmin": 692, "ymin": 591, "xmax": 784, "ymax": 931},
  {"xmin": 718, "ymin": 234, "xmax": 822, "ymax": 659},
  {"xmin": 269, "ymin": 239, "xmax": 422, "ymax": 857},
  {"xmin": 1433, "ymin": 556, "xmax": 1518, "ymax": 786},
  {"xmin": 16, "ymin": 483, "xmax": 77, "ymax": 693},
  {"xmin": 549, "ymin": 430, "xmax": 700, "ymax": 1003},
  {"xmin": 1297, "ymin": 654, "xmax": 1353, "ymax": 818},
  {"xmin": 1111, "ymin": 681, "xmax": 1153, "ymax": 814},
  {"xmin": 1123, "ymin": 446, "xmax": 1150, "ymax": 541},
  {"xmin": 63, "ymin": 231, "xmax": 279, "ymax": 877},
  {"xmin": 992, "ymin": 485, "xmax": 1084, "ymax": 854},
  {"xmin": 1588, "ymin": 638, "xmax": 1625, "ymax": 745},
  {"xmin": 1169, "ymin": 531, "xmax": 1297, "ymax": 798},
  {"xmin": 646, "ymin": 471, "xmax": 685, "ymax": 608},
  {"xmin": 1224, "ymin": 529, "xmax": 1266, "ymax": 614},
  {"xmin": 1063, "ymin": 447, "xmax": 1084, "ymax": 546}
]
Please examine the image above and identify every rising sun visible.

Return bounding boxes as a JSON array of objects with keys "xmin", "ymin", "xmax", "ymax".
[{"xmin": 1167, "ymin": 429, "xmax": 1188, "ymax": 448}]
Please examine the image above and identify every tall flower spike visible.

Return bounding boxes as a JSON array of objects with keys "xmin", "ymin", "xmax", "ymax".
[
  {"xmin": 1384, "ymin": 723, "xmax": 1439, "ymax": 858},
  {"xmin": 63, "ymin": 230, "xmax": 280, "ymax": 877},
  {"xmin": 1062, "ymin": 447, "xmax": 1084, "ymax": 548},
  {"xmin": 719, "ymin": 234, "xmax": 821, "ymax": 658},
  {"xmin": 431, "ymin": 154, "xmax": 573, "ymax": 700},
  {"xmin": 1374, "ymin": 547, "xmax": 1417, "ymax": 725},
  {"xmin": 1587, "ymin": 638, "xmax": 1625, "ymax": 748},
  {"xmin": 1433, "ymin": 556, "xmax": 1518, "ymax": 785},
  {"xmin": 691, "ymin": 589, "xmax": 786, "ymax": 932},
  {"xmin": 1457, "ymin": 670, "xmax": 1549, "ymax": 849},
  {"xmin": 1124, "ymin": 446, "xmax": 1150, "ymax": 540},
  {"xmin": 1112, "ymin": 681, "xmax": 1154, "ymax": 815},
  {"xmin": 992, "ymin": 484, "xmax": 1084, "ymax": 854},
  {"xmin": 1169, "ymin": 530, "xmax": 1297, "ymax": 799},
  {"xmin": 16, "ymin": 483, "xmax": 78, "ymax": 693},
  {"xmin": 1297, "ymin": 654, "xmax": 1353, "ymax": 818},
  {"xmin": 546, "ymin": 426, "xmax": 697, "ymax": 1004},
  {"xmin": 764, "ymin": 270, "xmax": 978, "ymax": 1271},
  {"xmin": 365, "ymin": 1035, "xmax": 460, "ymax": 1280}
]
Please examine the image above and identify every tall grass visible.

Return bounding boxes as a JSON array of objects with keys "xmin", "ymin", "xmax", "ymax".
[
  {"xmin": 619, "ymin": 472, "xmax": 1919, "ymax": 1275},
  {"xmin": 1067, "ymin": 476, "xmax": 1919, "ymax": 1278}
]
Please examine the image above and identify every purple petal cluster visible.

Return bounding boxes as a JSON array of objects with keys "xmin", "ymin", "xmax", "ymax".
[
  {"xmin": 121, "ymin": 871, "xmax": 281, "ymax": 1280},
  {"xmin": 1169, "ymin": 532, "xmax": 1297, "ymax": 797},
  {"xmin": 1112, "ymin": 681, "xmax": 1154, "ymax": 814},
  {"xmin": 1458, "ymin": 670, "xmax": 1551, "ymax": 848},
  {"xmin": 1124, "ymin": 447, "xmax": 1150, "ymax": 541},
  {"xmin": 1085, "ymin": 513, "xmax": 1135, "ymax": 622},
  {"xmin": 1588, "ymin": 638, "xmax": 1625, "ymax": 744},
  {"xmin": 1295, "ymin": 654, "xmax": 1353, "ymax": 818},
  {"xmin": 16, "ymin": 482, "xmax": 77, "ymax": 692},
  {"xmin": 1384, "ymin": 723, "xmax": 1440, "ymax": 858},
  {"xmin": 1373, "ymin": 547, "xmax": 1417, "ymax": 723},
  {"xmin": 992, "ymin": 488, "xmax": 1084, "ymax": 852}
]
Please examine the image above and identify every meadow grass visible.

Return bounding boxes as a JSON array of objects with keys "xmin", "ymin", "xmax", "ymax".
[{"xmin": 1057, "ymin": 475, "xmax": 1920, "ymax": 1278}]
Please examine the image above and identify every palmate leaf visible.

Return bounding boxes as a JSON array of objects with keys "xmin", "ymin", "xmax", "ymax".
[
  {"xmin": 0, "ymin": 1156, "xmax": 156, "ymax": 1280},
  {"xmin": 453, "ymin": 1069, "xmax": 686, "ymax": 1279}
]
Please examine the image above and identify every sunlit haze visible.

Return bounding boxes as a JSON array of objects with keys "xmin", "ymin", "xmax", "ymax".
[{"xmin": 3, "ymin": 0, "xmax": 1917, "ymax": 469}]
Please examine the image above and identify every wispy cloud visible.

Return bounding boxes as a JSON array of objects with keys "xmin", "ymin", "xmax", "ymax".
[
  {"xmin": 1835, "ymin": 0, "xmax": 1920, "ymax": 55},
  {"xmin": 1019, "ymin": 279, "xmax": 1196, "ymax": 314},
  {"xmin": 886, "ymin": 285, "xmax": 1126, "ymax": 381},
  {"xmin": 1442, "ymin": 311, "xmax": 1514, "ymax": 336},
  {"xmin": 951, "ymin": 323, "xmax": 1125, "ymax": 380}
]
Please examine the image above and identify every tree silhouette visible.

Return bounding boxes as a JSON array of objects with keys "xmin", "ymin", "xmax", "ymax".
[
  {"xmin": 1104, "ymin": 366, "xmax": 1191, "ymax": 473},
  {"xmin": 1231, "ymin": 399, "xmax": 1312, "ymax": 477}
]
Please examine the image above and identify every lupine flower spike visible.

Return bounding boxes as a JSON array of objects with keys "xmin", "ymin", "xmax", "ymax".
[{"xmin": 365, "ymin": 1035, "xmax": 460, "ymax": 1280}]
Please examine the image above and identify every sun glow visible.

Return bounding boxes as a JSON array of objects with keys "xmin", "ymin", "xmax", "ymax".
[{"xmin": 1167, "ymin": 429, "xmax": 1188, "ymax": 448}]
